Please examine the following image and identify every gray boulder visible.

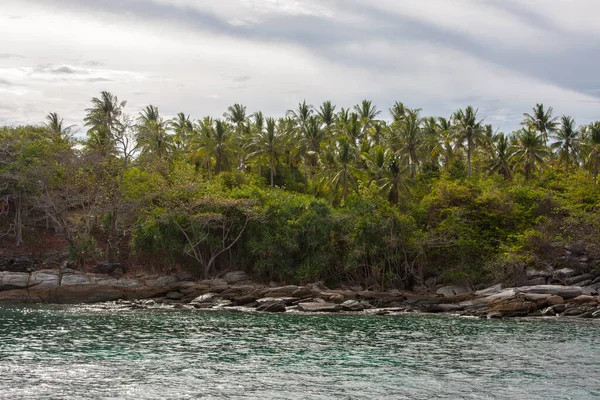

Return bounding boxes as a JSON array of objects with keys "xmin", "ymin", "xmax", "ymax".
[
  {"xmin": 525, "ymin": 277, "xmax": 547, "ymax": 286},
  {"xmin": 190, "ymin": 293, "xmax": 220, "ymax": 305},
  {"xmin": 256, "ymin": 297, "xmax": 298, "ymax": 306},
  {"xmin": 262, "ymin": 285, "xmax": 311, "ymax": 298},
  {"xmin": 582, "ymin": 285, "xmax": 599, "ymax": 296},
  {"xmin": 91, "ymin": 276, "xmax": 140, "ymax": 288},
  {"xmin": 166, "ymin": 291, "xmax": 184, "ymax": 300},
  {"xmin": 175, "ymin": 271, "xmax": 194, "ymax": 282},
  {"xmin": 436, "ymin": 285, "xmax": 470, "ymax": 297},
  {"xmin": 60, "ymin": 270, "xmax": 91, "ymax": 286},
  {"xmin": 475, "ymin": 284, "xmax": 502, "ymax": 297},
  {"xmin": 516, "ymin": 285, "xmax": 583, "ymax": 299},
  {"xmin": 144, "ymin": 275, "xmax": 179, "ymax": 288},
  {"xmin": 526, "ymin": 268, "xmax": 550, "ymax": 279},
  {"xmin": 0, "ymin": 272, "xmax": 30, "ymax": 290},
  {"xmin": 223, "ymin": 271, "xmax": 249, "ymax": 284},
  {"xmin": 484, "ymin": 288, "xmax": 517, "ymax": 302},
  {"xmin": 458, "ymin": 299, "xmax": 488, "ymax": 310},
  {"xmin": 522, "ymin": 293, "xmax": 551, "ymax": 301},
  {"xmin": 213, "ymin": 299, "xmax": 233, "ymax": 308},
  {"xmin": 566, "ymin": 274, "xmax": 594, "ymax": 285},
  {"xmin": 554, "ymin": 268, "xmax": 577, "ymax": 278},
  {"xmin": 29, "ymin": 270, "xmax": 60, "ymax": 290},
  {"xmin": 340, "ymin": 299, "xmax": 364, "ymax": 311},
  {"xmin": 562, "ymin": 306, "xmax": 594, "ymax": 317}
]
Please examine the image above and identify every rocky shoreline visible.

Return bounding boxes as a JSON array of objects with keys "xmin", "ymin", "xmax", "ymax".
[{"xmin": 1, "ymin": 262, "xmax": 600, "ymax": 318}]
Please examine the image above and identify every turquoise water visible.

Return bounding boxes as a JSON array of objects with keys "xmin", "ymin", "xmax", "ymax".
[{"xmin": 0, "ymin": 305, "xmax": 599, "ymax": 399}]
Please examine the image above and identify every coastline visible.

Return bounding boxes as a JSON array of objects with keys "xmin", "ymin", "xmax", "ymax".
[{"xmin": 1, "ymin": 267, "xmax": 599, "ymax": 319}]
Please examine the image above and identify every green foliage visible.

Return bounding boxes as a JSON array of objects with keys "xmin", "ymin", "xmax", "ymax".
[
  {"xmin": 69, "ymin": 235, "xmax": 103, "ymax": 268},
  {"xmin": 5, "ymin": 94, "xmax": 600, "ymax": 287},
  {"xmin": 121, "ymin": 167, "xmax": 166, "ymax": 202}
]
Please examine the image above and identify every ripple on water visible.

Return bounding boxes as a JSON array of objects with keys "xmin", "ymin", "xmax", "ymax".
[{"xmin": 0, "ymin": 305, "xmax": 599, "ymax": 399}]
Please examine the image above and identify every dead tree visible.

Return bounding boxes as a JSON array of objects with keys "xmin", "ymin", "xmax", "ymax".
[{"xmin": 175, "ymin": 211, "xmax": 250, "ymax": 278}]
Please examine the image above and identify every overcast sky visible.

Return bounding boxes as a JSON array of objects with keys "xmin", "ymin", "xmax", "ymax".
[{"xmin": 1, "ymin": 0, "xmax": 599, "ymax": 133}]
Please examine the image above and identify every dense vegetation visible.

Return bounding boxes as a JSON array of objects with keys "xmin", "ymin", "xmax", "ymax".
[{"xmin": 1, "ymin": 93, "xmax": 599, "ymax": 289}]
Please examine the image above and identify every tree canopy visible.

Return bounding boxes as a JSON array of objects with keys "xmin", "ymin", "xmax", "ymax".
[{"xmin": 1, "ymin": 93, "xmax": 599, "ymax": 289}]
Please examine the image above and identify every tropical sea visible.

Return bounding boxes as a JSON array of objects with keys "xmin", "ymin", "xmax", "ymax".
[{"xmin": 0, "ymin": 305, "xmax": 599, "ymax": 399}]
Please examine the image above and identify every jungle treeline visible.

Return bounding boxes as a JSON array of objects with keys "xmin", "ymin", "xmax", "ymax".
[{"xmin": 1, "ymin": 92, "xmax": 600, "ymax": 288}]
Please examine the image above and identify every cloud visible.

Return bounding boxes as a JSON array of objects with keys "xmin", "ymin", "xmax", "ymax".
[
  {"xmin": 232, "ymin": 75, "xmax": 251, "ymax": 82},
  {"xmin": 33, "ymin": 64, "xmax": 82, "ymax": 75},
  {"xmin": 51, "ymin": 66, "xmax": 79, "ymax": 74},
  {"xmin": 0, "ymin": 0, "xmax": 599, "ymax": 131},
  {"xmin": 84, "ymin": 77, "xmax": 112, "ymax": 83},
  {"xmin": 0, "ymin": 53, "xmax": 24, "ymax": 59}
]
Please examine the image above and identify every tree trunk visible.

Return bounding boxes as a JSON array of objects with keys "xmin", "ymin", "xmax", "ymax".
[
  {"xmin": 594, "ymin": 157, "xmax": 598, "ymax": 188},
  {"xmin": 342, "ymin": 172, "xmax": 348, "ymax": 204},
  {"xmin": 270, "ymin": 156, "xmax": 274, "ymax": 189},
  {"xmin": 14, "ymin": 189, "xmax": 23, "ymax": 247},
  {"xmin": 467, "ymin": 138, "xmax": 472, "ymax": 179}
]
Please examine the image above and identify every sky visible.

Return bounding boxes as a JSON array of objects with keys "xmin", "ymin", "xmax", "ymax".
[{"xmin": 1, "ymin": 0, "xmax": 599, "ymax": 134}]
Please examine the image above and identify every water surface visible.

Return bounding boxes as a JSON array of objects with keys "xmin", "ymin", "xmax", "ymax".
[{"xmin": 0, "ymin": 305, "xmax": 599, "ymax": 399}]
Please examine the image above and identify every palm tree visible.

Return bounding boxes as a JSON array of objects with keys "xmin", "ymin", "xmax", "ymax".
[
  {"xmin": 363, "ymin": 146, "xmax": 408, "ymax": 204},
  {"xmin": 338, "ymin": 112, "xmax": 362, "ymax": 146},
  {"xmin": 287, "ymin": 100, "xmax": 313, "ymax": 129},
  {"xmin": 84, "ymin": 91, "xmax": 126, "ymax": 154},
  {"xmin": 300, "ymin": 116, "xmax": 327, "ymax": 193},
  {"xmin": 337, "ymin": 107, "xmax": 350, "ymax": 126},
  {"xmin": 252, "ymin": 111, "xmax": 265, "ymax": 134},
  {"xmin": 454, "ymin": 106, "xmax": 486, "ymax": 178},
  {"xmin": 354, "ymin": 100, "xmax": 380, "ymax": 139},
  {"xmin": 391, "ymin": 108, "xmax": 423, "ymax": 179},
  {"xmin": 488, "ymin": 133, "xmax": 512, "ymax": 180},
  {"xmin": 189, "ymin": 119, "xmax": 240, "ymax": 175},
  {"xmin": 170, "ymin": 112, "xmax": 194, "ymax": 151},
  {"xmin": 318, "ymin": 101, "xmax": 337, "ymax": 144},
  {"xmin": 363, "ymin": 145, "xmax": 387, "ymax": 181},
  {"xmin": 511, "ymin": 128, "xmax": 547, "ymax": 180},
  {"xmin": 370, "ymin": 121, "xmax": 387, "ymax": 146},
  {"xmin": 584, "ymin": 122, "xmax": 600, "ymax": 187},
  {"xmin": 552, "ymin": 115, "xmax": 580, "ymax": 177},
  {"xmin": 522, "ymin": 103, "xmax": 558, "ymax": 145},
  {"xmin": 389, "ymin": 101, "xmax": 407, "ymax": 123},
  {"xmin": 431, "ymin": 117, "xmax": 455, "ymax": 170},
  {"xmin": 318, "ymin": 101, "xmax": 336, "ymax": 125},
  {"xmin": 322, "ymin": 136, "xmax": 362, "ymax": 204},
  {"xmin": 421, "ymin": 116, "xmax": 439, "ymax": 165},
  {"xmin": 189, "ymin": 116, "xmax": 214, "ymax": 172},
  {"xmin": 223, "ymin": 103, "xmax": 248, "ymax": 136},
  {"xmin": 44, "ymin": 112, "xmax": 75, "ymax": 143},
  {"xmin": 379, "ymin": 150, "xmax": 409, "ymax": 205},
  {"xmin": 246, "ymin": 111, "xmax": 266, "ymax": 175},
  {"xmin": 136, "ymin": 105, "xmax": 172, "ymax": 160},
  {"xmin": 246, "ymin": 117, "xmax": 286, "ymax": 188}
]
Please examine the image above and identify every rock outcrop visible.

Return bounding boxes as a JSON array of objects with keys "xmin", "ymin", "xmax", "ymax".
[{"xmin": 0, "ymin": 263, "xmax": 598, "ymax": 319}]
